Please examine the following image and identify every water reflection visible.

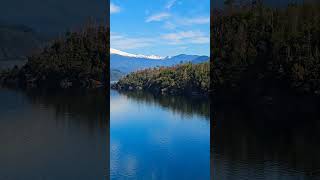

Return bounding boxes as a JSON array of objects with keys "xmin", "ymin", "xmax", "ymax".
[
  {"xmin": 212, "ymin": 101, "xmax": 320, "ymax": 180},
  {"xmin": 111, "ymin": 90, "xmax": 210, "ymax": 180},
  {"xmin": 25, "ymin": 88, "xmax": 108, "ymax": 129},
  {"xmin": 116, "ymin": 90, "xmax": 209, "ymax": 119},
  {"xmin": 0, "ymin": 87, "xmax": 108, "ymax": 180}
]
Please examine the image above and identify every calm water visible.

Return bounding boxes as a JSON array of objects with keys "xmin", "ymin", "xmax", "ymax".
[
  {"xmin": 212, "ymin": 101, "xmax": 320, "ymax": 180},
  {"xmin": 0, "ymin": 87, "xmax": 108, "ymax": 180},
  {"xmin": 110, "ymin": 90, "xmax": 210, "ymax": 180},
  {"xmin": 2, "ymin": 87, "xmax": 319, "ymax": 180}
]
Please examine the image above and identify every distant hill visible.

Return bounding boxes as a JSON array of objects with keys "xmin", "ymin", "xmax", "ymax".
[
  {"xmin": 110, "ymin": 48, "xmax": 209, "ymax": 74},
  {"xmin": 0, "ymin": 23, "xmax": 53, "ymax": 71},
  {"xmin": 0, "ymin": 24, "xmax": 47, "ymax": 70},
  {"xmin": 111, "ymin": 69, "xmax": 125, "ymax": 81},
  {"xmin": 0, "ymin": 24, "xmax": 44, "ymax": 61}
]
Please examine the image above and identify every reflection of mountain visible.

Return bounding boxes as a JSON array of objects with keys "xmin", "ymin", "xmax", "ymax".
[
  {"xmin": 0, "ymin": 24, "xmax": 44, "ymax": 60},
  {"xmin": 117, "ymin": 90, "xmax": 209, "ymax": 119},
  {"xmin": 111, "ymin": 48, "xmax": 209, "ymax": 73},
  {"xmin": 212, "ymin": 102, "xmax": 320, "ymax": 178}
]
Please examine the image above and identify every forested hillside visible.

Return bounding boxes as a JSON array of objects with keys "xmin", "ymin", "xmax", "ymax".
[
  {"xmin": 0, "ymin": 23, "xmax": 109, "ymax": 89},
  {"xmin": 0, "ymin": 24, "xmax": 43, "ymax": 60},
  {"xmin": 212, "ymin": 1, "xmax": 320, "ymax": 98},
  {"xmin": 113, "ymin": 62, "xmax": 209, "ymax": 96}
]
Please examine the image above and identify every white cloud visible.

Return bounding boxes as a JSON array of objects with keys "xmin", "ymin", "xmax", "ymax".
[
  {"xmin": 146, "ymin": 12, "xmax": 171, "ymax": 22},
  {"xmin": 166, "ymin": 0, "xmax": 177, "ymax": 9},
  {"xmin": 184, "ymin": 17, "xmax": 210, "ymax": 25},
  {"xmin": 162, "ymin": 31, "xmax": 200, "ymax": 41},
  {"xmin": 161, "ymin": 31, "xmax": 209, "ymax": 45},
  {"xmin": 189, "ymin": 36, "xmax": 209, "ymax": 44},
  {"xmin": 178, "ymin": 16, "xmax": 210, "ymax": 25},
  {"xmin": 110, "ymin": 3, "xmax": 121, "ymax": 14},
  {"xmin": 163, "ymin": 21, "xmax": 176, "ymax": 30},
  {"xmin": 111, "ymin": 32, "xmax": 156, "ymax": 50},
  {"xmin": 163, "ymin": 16, "xmax": 209, "ymax": 30},
  {"xmin": 179, "ymin": 46, "xmax": 188, "ymax": 50}
]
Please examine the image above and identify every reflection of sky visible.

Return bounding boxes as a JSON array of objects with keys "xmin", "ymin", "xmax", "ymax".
[
  {"xmin": 110, "ymin": 90, "xmax": 210, "ymax": 179},
  {"xmin": 110, "ymin": 94, "xmax": 131, "ymax": 115}
]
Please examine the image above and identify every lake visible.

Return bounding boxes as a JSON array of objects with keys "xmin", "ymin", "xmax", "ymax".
[
  {"xmin": 212, "ymin": 101, "xmax": 320, "ymax": 180},
  {"xmin": 2, "ymin": 86, "xmax": 318, "ymax": 179},
  {"xmin": 0, "ymin": 87, "xmax": 108, "ymax": 180},
  {"xmin": 110, "ymin": 90, "xmax": 210, "ymax": 179}
]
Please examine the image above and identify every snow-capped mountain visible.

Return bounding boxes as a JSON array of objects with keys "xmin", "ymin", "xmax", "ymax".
[
  {"xmin": 110, "ymin": 48, "xmax": 209, "ymax": 79},
  {"xmin": 110, "ymin": 48, "xmax": 164, "ymax": 60}
]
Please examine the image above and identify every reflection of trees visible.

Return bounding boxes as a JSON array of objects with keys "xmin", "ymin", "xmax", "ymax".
[
  {"xmin": 118, "ymin": 90, "xmax": 210, "ymax": 119},
  {"xmin": 24, "ymin": 89, "xmax": 108, "ymax": 130},
  {"xmin": 212, "ymin": 102, "xmax": 320, "ymax": 176}
]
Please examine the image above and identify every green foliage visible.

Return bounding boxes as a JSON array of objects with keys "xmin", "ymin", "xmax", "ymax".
[
  {"xmin": 212, "ymin": 2, "xmax": 320, "ymax": 95},
  {"xmin": 114, "ymin": 62, "xmax": 210, "ymax": 96},
  {"xmin": 1, "ymin": 22, "xmax": 109, "ymax": 89}
]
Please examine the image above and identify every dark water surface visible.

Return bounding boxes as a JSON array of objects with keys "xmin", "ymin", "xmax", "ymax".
[
  {"xmin": 0, "ymin": 87, "xmax": 108, "ymax": 180},
  {"xmin": 110, "ymin": 90, "xmax": 210, "ymax": 180},
  {"xmin": 212, "ymin": 102, "xmax": 320, "ymax": 180}
]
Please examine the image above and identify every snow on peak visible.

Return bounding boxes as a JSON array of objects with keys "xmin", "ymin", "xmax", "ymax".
[{"xmin": 110, "ymin": 48, "xmax": 164, "ymax": 60}]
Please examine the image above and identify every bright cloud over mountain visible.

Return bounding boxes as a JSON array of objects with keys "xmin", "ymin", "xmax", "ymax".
[{"xmin": 110, "ymin": 0, "xmax": 210, "ymax": 56}]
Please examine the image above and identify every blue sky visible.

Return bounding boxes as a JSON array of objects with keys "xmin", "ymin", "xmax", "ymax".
[{"xmin": 110, "ymin": 0, "xmax": 210, "ymax": 57}]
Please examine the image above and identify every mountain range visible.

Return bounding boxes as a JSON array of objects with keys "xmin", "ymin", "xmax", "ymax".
[{"xmin": 110, "ymin": 48, "xmax": 209, "ymax": 80}]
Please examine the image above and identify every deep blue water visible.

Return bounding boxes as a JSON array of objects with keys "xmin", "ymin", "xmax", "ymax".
[{"xmin": 110, "ymin": 90, "xmax": 210, "ymax": 179}]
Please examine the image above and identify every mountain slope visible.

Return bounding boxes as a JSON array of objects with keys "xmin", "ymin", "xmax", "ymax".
[
  {"xmin": 110, "ymin": 48, "xmax": 209, "ymax": 74},
  {"xmin": 0, "ymin": 24, "xmax": 44, "ymax": 60}
]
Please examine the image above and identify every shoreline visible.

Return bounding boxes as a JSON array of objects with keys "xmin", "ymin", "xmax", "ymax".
[{"xmin": 111, "ymin": 83, "xmax": 208, "ymax": 98}]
